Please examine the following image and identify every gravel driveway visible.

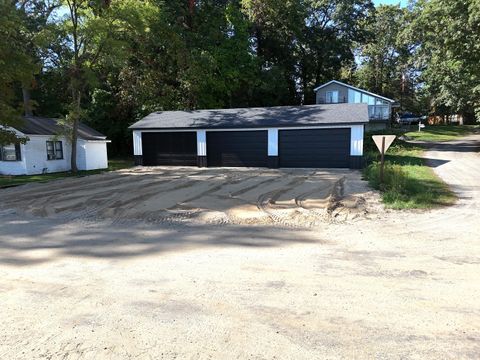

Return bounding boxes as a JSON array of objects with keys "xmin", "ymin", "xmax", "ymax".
[{"xmin": 0, "ymin": 135, "xmax": 479, "ymax": 359}]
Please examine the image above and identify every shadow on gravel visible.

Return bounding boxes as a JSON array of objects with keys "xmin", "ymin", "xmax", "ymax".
[
  {"xmin": 420, "ymin": 141, "xmax": 480, "ymax": 153},
  {"xmin": 424, "ymin": 158, "xmax": 451, "ymax": 168},
  {"xmin": 0, "ymin": 216, "xmax": 320, "ymax": 266},
  {"xmin": 385, "ymin": 154, "xmax": 450, "ymax": 168}
]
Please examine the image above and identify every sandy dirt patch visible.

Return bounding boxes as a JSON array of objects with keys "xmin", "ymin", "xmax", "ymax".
[
  {"xmin": 0, "ymin": 167, "xmax": 378, "ymax": 227},
  {"xmin": 0, "ymin": 135, "xmax": 479, "ymax": 359}
]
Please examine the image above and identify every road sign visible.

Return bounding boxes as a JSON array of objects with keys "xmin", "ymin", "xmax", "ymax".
[
  {"xmin": 371, "ymin": 135, "xmax": 396, "ymax": 184},
  {"xmin": 372, "ymin": 135, "xmax": 396, "ymax": 153}
]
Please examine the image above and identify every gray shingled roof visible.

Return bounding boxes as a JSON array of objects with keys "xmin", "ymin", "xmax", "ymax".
[
  {"xmin": 129, "ymin": 103, "xmax": 368, "ymax": 130},
  {"xmin": 17, "ymin": 116, "xmax": 107, "ymax": 140}
]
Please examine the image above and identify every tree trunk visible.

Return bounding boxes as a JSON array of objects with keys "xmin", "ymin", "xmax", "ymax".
[
  {"xmin": 71, "ymin": 118, "xmax": 78, "ymax": 173},
  {"xmin": 22, "ymin": 86, "xmax": 33, "ymax": 116},
  {"xmin": 188, "ymin": 0, "xmax": 195, "ymax": 14},
  {"xmin": 68, "ymin": 0, "xmax": 80, "ymax": 174},
  {"xmin": 70, "ymin": 90, "xmax": 81, "ymax": 174}
]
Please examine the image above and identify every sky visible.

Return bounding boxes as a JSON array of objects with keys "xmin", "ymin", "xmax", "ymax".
[{"xmin": 373, "ymin": 0, "xmax": 408, "ymax": 6}]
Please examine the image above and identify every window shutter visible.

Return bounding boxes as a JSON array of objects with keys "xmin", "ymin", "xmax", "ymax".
[{"xmin": 15, "ymin": 144, "xmax": 21, "ymax": 161}]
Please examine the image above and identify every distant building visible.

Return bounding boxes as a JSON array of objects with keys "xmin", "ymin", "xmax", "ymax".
[
  {"xmin": 314, "ymin": 80, "xmax": 396, "ymax": 130},
  {"xmin": 0, "ymin": 116, "xmax": 109, "ymax": 175}
]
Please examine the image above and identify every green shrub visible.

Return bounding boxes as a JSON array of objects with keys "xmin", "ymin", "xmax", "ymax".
[
  {"xmin": 363, "ymin": 159, "xmax": 456, "ymax": 209},
  {"xmin": 364, "ymin": 161, "xmax": 407, "ymax": 192}
]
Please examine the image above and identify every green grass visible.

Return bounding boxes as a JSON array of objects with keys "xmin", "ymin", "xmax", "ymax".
[
  {"xmin": 0, "ymin": 158, "xmax": 134, "ymax": 188},
  {"xmin": 363, "ymin": 134, "xmax": 456, "ymax": 209},
  {"xmin": 405, "ymin": 125, "xmax": 479, "ymax": 142}
]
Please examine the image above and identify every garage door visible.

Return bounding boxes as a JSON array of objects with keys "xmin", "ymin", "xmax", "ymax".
[
  {"xmin": 207, "ymin": 131, "xmax": 268, "ymax": 167},
  {"xmin": 279, "ymin": 128, "xmax": 350, "ymax": 168},
  {"xmin": 142, "ymin": 132, "xmax": 197, "ymax": 166}
]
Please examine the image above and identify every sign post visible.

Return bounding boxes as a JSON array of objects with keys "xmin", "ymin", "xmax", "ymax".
[{"xmin": 372, "ymin": 135, "xmax": 396, "ymax": 185}]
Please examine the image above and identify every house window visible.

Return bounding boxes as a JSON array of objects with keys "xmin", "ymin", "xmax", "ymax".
[
  {"xmin": 325, "ymin": 91, "xmax": 339, "ymax": 103},
  {"xmin": 46, "ymin": 141, "xmax": 63, "ymax": 160},
  {"xmin": 0, "ymin": 144, "xmax": 21, "ymax": 161},
  {"xmin": 362, "ymin": 94, "xmax": 376, "ymax": 105},
  {"xmin": 348, "ymin": 89, "xmax": 362, "ymax": 103}
]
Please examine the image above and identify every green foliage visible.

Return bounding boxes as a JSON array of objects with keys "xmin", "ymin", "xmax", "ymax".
[
  {"xmin": 243, "ymin": 0, "xmax": 375, "ymax": 103},
  {"xmin": 4, "ymin": 0, "xmax": 479, "ymax": 157},
  {"xmin": 0, "ymin": 1, "xmax": 36, "ymax": 145},
  {"xmin": 354, "ymin": 5, "xmax": 416, "ymax": 109},
  {"xmin": 407, "ymin": 0, "xmax": 480, "ymax": 122},
  {"xmin": 405, "ymin": 125, "xmax": 479, "ymax": 142},
  {"xmin": 363, "ymin": 137, "xmax": 456, "ymax": 209}
]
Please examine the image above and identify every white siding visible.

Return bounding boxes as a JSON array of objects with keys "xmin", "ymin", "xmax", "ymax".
[
  {"xmin": 0, "ymin": 143, "xmax": 27, "ymax": 175},
  {"xmin": 0, "ymin": 127, "xmax": 27, "ymax": 175},
  {"xmin": 24, "ymin": 136, "xmax": 72, "ymax": 174},
  {"xmin": 76, "ymin": 140, "xmax": 88, "ymax": 170},
  {"xmin": 350, "ymin": 125, "xmax": 364, "ymax": 156},
  {"xmin": 0, "ymin": 136, "xmax": 108, "ymax": 175},
  {"xmin": 81, "ymin": 141, "xmax": 108, "ymax": 170}
]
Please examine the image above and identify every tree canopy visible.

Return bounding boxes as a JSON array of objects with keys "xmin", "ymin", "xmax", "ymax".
[{"xmin": 1, "ymin": 0, "xmax": 478, "ymax": 156}]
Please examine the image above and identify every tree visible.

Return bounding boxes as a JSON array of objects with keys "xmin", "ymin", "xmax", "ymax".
[
  {"xmin": 355, "ymin": 5, "xmax": 408, "ymax": 96},
  {"xmin": 408, "ymin": 0, "xmax": 480, "ymax": 122},
  {"xmin": 52, "ymin": 0, "xmax": 130, "ymax": 172},
  {"xmin": 353, "ymin": 4, "xmax": 426, "ymax": 112},
  {"xmin": 242, "ymin": 0, "xmax": 375, "ymax": 104},
  {"xmin": 0, "ymin": 1, "xmax": 36, "ymax": 145}
]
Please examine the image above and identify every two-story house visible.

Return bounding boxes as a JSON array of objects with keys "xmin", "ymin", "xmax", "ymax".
[{"xmin": 314, "ymin": 80, "xmax": 396, "ymax": 130}]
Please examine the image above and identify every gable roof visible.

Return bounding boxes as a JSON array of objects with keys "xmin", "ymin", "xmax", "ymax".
[
  {"xmin": 313, "ymin": 80, "xmax": 395, "ymax": 103},
  {"xmin": 129, "ymin": 103, "xmax": 368, "ymax": 130},
  {"xmin": 16, "ymin": 116, "xmax": 107, "ymax": 140}
]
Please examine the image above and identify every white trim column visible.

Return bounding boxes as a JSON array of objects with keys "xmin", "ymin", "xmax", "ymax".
[
  {"xmin": 133, "ymin": 130, "xmax": 142, "ymax": 155},
  {"xmin": 132, "ymin": 130, "xmax": 143, "ymax": 165},
  {"xmin": 196, "ymin": 130, "xmax": 206, "ymax": 156},
  {"xmin": 350, "ymin": 125, "xmax": 364, "ymax": 156},
  {"xmin": 267, "ymin": 128, "xmax": 279, "ymax": 168},
  {"xmin": 268, "ymin": 128, "xmax": 278, "ymax": 156},
  {"xmin": 349, "ymin": 125, "xmax": 364, "ymax": 169},
  {"xmin": 196, "ymin": 130, "xmax": 207, "ymax": 167}
]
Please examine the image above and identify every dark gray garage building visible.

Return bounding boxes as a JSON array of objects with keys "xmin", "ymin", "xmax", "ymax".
[{"xmin": 129, "ymin": 103, "xmax": 367, "ymax": 169}]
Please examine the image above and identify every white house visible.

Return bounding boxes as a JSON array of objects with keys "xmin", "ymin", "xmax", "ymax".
[{"xmin": 0, "ymin": 116, "xmax": 109, "ymax": 175}]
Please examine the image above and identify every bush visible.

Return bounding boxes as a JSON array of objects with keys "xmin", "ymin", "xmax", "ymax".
[
  {"xmin": 363, "ymin": 159, "xmax": 456, "ymax": 209},
  {"xmin": 363, "ymin": 131, "xmax": 456, "ymax": 209},
  {"xmin": 364, "ymin": 161, "xmax": 407, "ymax": 192}
]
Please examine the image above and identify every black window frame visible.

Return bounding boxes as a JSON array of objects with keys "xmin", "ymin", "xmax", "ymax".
[
  {"xmin": 0, "ymin": 144, "xmax": 21, "ymax": 162},
  {"xmin": 46, "ymin": 140, "xmax": 64, "ymax": 160}
]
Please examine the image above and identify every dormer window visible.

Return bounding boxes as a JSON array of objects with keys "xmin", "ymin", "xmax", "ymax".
[{"xmin": 325, "ymin": 91, "xmax": 339, "ymax": 103}]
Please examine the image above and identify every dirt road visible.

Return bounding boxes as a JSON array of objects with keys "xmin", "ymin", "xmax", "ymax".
[{"xmin": 0, "ymin": 135, "xmax": 479, "ymax": 359}]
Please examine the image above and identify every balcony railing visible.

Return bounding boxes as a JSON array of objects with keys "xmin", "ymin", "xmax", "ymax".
[
  {"xmin": 369, "ymin": 115, "xmax": 390, "ymax": 121},
  {"xmin": 316, "ymin": 97, "xmax": 348, "ymax": 104}
]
